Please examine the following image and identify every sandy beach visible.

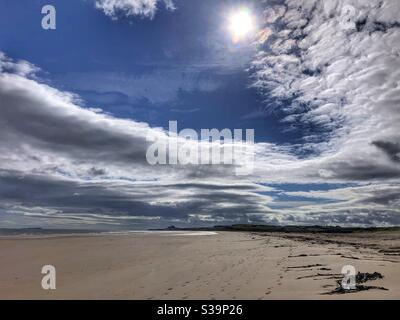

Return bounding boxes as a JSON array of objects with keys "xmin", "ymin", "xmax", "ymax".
[{"xmin": 0, "ymin": 231, "xmax": 399, "ymax": 299}]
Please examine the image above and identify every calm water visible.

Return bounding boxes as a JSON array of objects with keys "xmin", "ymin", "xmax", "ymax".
[{"xmin": 0, "ymin": 228, "xmax": 217, "ymax": 237}]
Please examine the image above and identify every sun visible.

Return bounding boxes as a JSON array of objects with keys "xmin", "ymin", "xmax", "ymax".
[{"xmin": 228, "ymin": 8, "xmax": 255, "ymax": 42}]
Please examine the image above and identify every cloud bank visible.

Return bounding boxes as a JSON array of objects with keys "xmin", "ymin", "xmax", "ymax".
[{"xmin": 0, "ymin": 53, "xmax": 274, "ymax": 228}]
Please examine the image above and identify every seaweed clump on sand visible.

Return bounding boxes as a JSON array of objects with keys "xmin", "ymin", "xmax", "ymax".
[{"xmin": 323, "ymin": 272, "xmax": 388, "ymax": 295}]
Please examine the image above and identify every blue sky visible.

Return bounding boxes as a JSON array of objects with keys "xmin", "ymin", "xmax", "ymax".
[
  {"xmin": 0, "ymin": 0, "xmax": 400, "ymax": 229},
  {"xmin": 0, "ymin": 0, "xmax": 302, "ymax": 144}
]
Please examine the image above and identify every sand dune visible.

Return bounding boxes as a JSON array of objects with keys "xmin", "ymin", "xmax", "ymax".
[{"xmin": 0, "ymin": 231, "xmax": 399, "ymax": 299}]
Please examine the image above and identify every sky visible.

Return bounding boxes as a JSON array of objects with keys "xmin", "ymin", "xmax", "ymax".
[{"xmin": 0, "ymin": 0, "xmax": 399, "ymax": 229}]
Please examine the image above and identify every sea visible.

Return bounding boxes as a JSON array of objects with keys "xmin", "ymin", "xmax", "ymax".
[{"xmin": 0, "ymin": 228, "xmax": 217, "ymax": 237}]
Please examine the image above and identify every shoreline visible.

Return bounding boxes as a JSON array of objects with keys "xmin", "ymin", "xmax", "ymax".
[{"xmin": 0, "ymin": 230, "xmax": 218, "ymax": 241}]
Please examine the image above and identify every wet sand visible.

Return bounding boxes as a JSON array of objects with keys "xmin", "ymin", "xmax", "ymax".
[{"xmin": 0, "ymin": 231, "xmax": 399, "ymax": 299}]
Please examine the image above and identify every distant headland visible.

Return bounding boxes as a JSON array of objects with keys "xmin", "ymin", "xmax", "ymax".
[{"xmin": 151, "ymin": 224, "xmax": 400, "ymax": 234}]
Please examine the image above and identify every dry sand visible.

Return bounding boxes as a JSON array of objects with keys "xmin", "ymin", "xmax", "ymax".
[{"xmin": 0, "ymin": 231, "xmax": 399, "ymax": 299}]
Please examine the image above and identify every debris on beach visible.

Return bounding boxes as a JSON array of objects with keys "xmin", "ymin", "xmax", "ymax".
[{"xmin": 323, "ymin": 272, "xmax": 388, "ymax": 295}]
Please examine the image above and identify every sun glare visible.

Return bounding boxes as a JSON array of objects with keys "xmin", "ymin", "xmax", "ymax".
[{"xmin": 228, "ymin": 8, "xmax": 255, "ymax": 42}]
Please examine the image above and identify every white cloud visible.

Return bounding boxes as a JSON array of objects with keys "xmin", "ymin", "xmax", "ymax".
[
  {"xmin": 0, "ymin": 52, "xmax": 39, "ymax": 77},
  {"xmin": 95, "ymin": 0, "xmax": 176, "ymax": 19},
  {"xmin": 252, "ymin": 0, "xmax": 400, "ymax": 182},
  {"xmin": 0, "ymin": 52, "xmax": 278, "ymax": 228}
]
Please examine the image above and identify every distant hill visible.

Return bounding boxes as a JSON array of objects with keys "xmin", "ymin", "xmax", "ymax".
[{"xmin": 152, "ymin": 224, "xmax": 400, "ymax": 234}]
